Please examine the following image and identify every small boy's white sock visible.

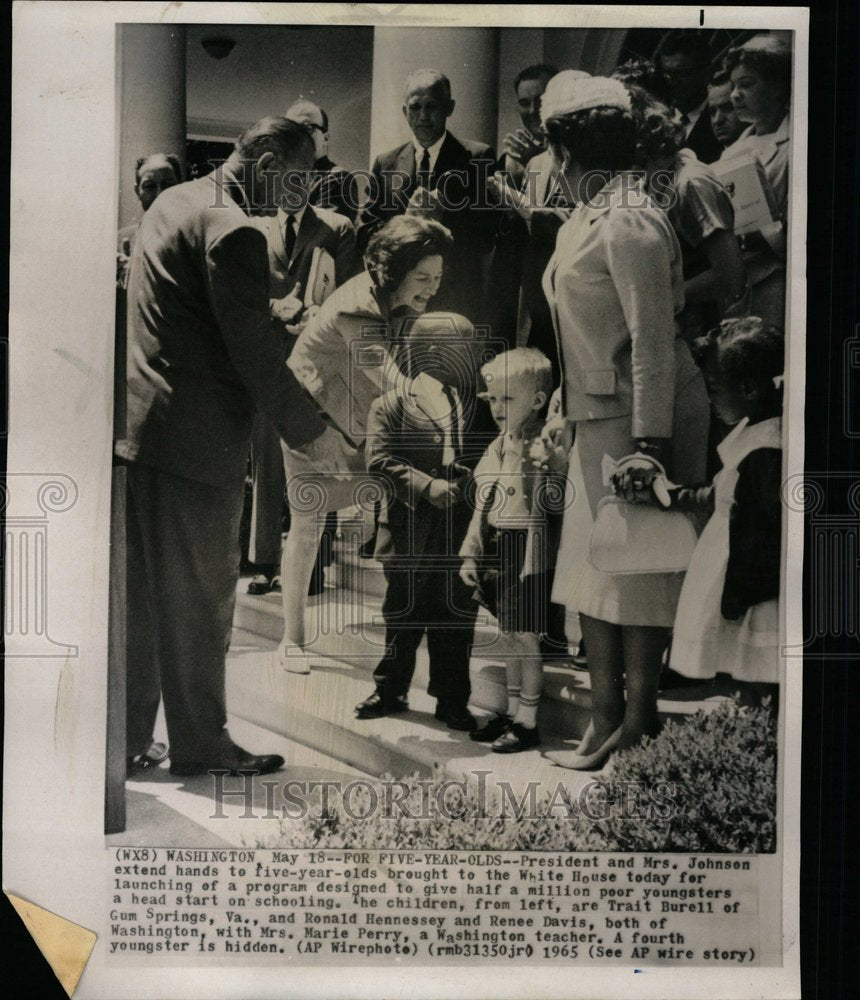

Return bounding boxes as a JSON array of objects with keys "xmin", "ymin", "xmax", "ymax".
[
  {"xmin": 506, "ymin": 686, "xmax": 521, "ymax": 718},
  {"xmin": 515, "ymin": 693, "xmax": 540, "ymax": 729}
]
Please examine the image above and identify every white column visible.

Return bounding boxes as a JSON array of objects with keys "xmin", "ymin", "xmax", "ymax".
[
  {"xmin": 369, "ymin": 27, "xmax": 500, "ymax": 162},
  {"xmin": 496, "ymin": 28, "xmax": 546, "ymax": 144},
  {"xmin": 543, "ymin": 27, "xmax": 626, "ymax": 78},
  {"xmin": 116, "ymin": 24, "xmax": 187, "ymax": 231}
]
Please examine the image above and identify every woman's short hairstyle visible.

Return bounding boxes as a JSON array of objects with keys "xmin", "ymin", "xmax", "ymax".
[
  {"xmin": 363, "ymin": 215, "xmax": 453, "ymax": 292},
  {"xmin": 723, "ymin": 35, "xmax": 792, "ymax": 105},
  {"xmin": 612, "ymin": 58, "xmax": 673, "ymax": 107},
  {"xmin": 543, "ymin": 106, "xmax": 637, "ymax": 172},
  {"xmin": 625, "ymin": 84, "xmax": 685, "ymax": 162}
]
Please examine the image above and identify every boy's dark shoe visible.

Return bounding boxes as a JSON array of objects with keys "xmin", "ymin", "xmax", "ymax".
[
  {"xmin": 355, "ymin": 689, "xmax": 409, "ymax": 719},
  {"xmin": 435, "ymin": 701, "xmax": 477, "ymax": 731},
  {"xmin": 491, "ymin": 722, "xmax": 541, "ymax": 753},
  {"xmin": 470, "ymin": 713, "xmax": 512, "ymax": 743}
]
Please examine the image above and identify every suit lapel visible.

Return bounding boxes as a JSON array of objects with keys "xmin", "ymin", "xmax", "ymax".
[
  {"xmin": 292, "ymin": 207, "xmax": 319, "ymax": 263},
  {"xmin": 269, "ymin": 212, "xmax": 291, "ymax": 271},
  {"xmin": 394, "ymin": 142, "xmax": 416, "ymax": 193},
  {"xmin": 433, "ymin": 132, "xmax": 463, "ymax": 183}
]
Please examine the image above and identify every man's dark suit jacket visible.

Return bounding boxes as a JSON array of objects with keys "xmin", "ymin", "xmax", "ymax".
[
  {"xmin": 261, "ymin": 204, "xmax": 361, "ymax": 307},
  {"xmin": 686, "ymin": 111, "xmax": 722, "ymax": 165},
  {"xmin": 357, "ymin": 131, "xmax": 496, "ymax": 317},
  {"xmin": 365, "ymin": 385, "xmax": 496, "ymax": 564},
  {"xmin": 310, "ymin": 155, "xmax": 360, "ymax": 222},
  {"xmin": 117, "ymin": 168, "xmax": 325, "ymax": 488}
]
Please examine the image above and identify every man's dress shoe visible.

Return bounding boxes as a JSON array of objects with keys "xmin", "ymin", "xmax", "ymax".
[{"xmin": 169, "ymin": 745, "xmax": 285, "ymax": 777}]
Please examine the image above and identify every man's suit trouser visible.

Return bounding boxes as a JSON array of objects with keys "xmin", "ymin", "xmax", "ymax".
[
  {"xmin": 249, "ymin": 416, "xmax": 286, "ymax": 566},
  {"xmin": 126, "ymin": 462, "xmax": 242, "ymax": 762}
]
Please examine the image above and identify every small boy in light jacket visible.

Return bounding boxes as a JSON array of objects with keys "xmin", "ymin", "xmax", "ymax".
[{"xmin": 459, "ymin": 347, "xmax": 564, "ymax": 752}]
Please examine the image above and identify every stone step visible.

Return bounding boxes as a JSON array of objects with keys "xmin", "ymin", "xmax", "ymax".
[
  {"xmin": 232, "ymin": 583, "xmax": 732, "ymax": 749},
  {"xmin": 111, "ymin": 708, "xmax": 367, "ymax": 848},
  {"xmin": 225, "ymin": 628, "xmax": 600, "ymax": 802}
]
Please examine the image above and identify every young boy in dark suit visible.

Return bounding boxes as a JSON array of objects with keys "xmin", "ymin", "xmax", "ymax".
[{"xmin": 354, "ymin": 313, "xmax": 495, "ymax": 729}]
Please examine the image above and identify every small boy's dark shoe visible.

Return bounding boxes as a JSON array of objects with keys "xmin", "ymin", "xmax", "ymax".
[
  {"xmin": 434, "ymin": 701, "xmax": 477, "ymax": 731},
  {"xmin": 355, "ymin": 689, "xmax": 408, "ymax": 719},
  {"xmin": 470, "ymin": 713, "xmax": 512, "ymax": 743},
  {"xmin": 491, "ymin": 722, "xmax": 541, "ymax": 753},
  {"xmin": 445, "ymin": 707, "xmax": 477, "ymax": 732}
]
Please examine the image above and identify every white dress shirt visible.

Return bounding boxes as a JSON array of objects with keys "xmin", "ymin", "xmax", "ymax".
[{"xmin": 413, "ymin": 132, "xmax": 447, "ymax": 176}]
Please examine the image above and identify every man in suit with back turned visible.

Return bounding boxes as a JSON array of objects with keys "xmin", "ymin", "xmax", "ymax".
[
  {"xmin": 357, "ymin": 68, "xmax": 496, "ymax": 319},
  {"xmin": 117, "ymin": 116, "xmax": 352, "ymax": 777}
]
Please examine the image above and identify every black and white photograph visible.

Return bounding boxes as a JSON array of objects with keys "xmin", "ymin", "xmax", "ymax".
[{"xmin": 4, "ymin": 4, "xmax": 819, "ymax": 998}]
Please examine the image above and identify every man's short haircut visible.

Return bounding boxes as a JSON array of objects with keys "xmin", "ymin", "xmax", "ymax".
[
  {"xmin": 403, "ymin": 69, "xmax": 452, "ymax": 102},
  {"xmin": 657, "ymin": 29, "xmax": 713, "ymax": 68},
  {"xmin": 513, "ymin": 63, "xmax": 559, "ymax": 92},
  {"xmin": 286, "ymin": 98, "xmax": 329, "ymax": 132},
  {"xmin": 481, "ymin": 347, "xmax": 553, "ymax": 400},
  {"xmin": 235, "ymin": 116, "xmax": 315, "ymax": 164},
  {"xmin": 708, "ymin": 68, "xmax": 731, "ymax": 89},
  {"xmin": 135, "ymin": 152, "xmax": 182, "ymax": 185}
]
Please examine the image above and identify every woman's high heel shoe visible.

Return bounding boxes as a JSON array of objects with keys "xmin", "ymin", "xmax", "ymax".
[{"xmin": 545, "ymin": 724, "xmax": 623, "ymax": 770}]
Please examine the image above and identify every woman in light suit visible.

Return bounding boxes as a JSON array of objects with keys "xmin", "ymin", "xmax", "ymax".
[
  {"xmin": 277, "ymin": 215, "xmax": 454, "ymax": 672},
  {"xmin": 538, "ymin": 76, "xmax": 710, "ymax": 768}
]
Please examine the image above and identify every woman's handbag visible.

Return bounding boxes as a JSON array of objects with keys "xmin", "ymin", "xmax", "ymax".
[{"xmin": 588, "ymin": 455, "xmax": 699, "ymax": 574}]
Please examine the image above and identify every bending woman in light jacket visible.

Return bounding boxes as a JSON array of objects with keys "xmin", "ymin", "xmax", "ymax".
[{"xmin": 278, "ymin": 215, "xmax": 453, "ymax": 672}]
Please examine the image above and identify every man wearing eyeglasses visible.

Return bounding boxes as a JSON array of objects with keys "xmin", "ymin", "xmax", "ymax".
[{"xmin": 285, "ymin": 99, "xmax": 360, "ymax": 222}]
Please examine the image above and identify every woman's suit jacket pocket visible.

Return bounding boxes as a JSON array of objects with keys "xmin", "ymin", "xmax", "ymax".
[{"xmin": 583, "ymin": 368, "xmax": 617, "ymax": 396}]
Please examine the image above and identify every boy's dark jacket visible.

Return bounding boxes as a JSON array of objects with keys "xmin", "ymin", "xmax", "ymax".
[{"xmin": 365, "ymin": 383, "xmax": 496, "ymax": 563}]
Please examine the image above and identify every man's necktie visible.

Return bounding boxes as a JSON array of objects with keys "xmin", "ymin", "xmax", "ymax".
[
  {"xmin": 284, "ymin": 215, "xmax": 297, "ymax": 260},
  {"xmin": 546, "ymin": 183, "xmax": 571, "ymax": 210},
  {"xmin": 441, "ymin": 384, "xmax": 462, "ymax": 466},
  {"xmin": 418, "ymin": 147, "xmax": 432, "ymax": 189}
]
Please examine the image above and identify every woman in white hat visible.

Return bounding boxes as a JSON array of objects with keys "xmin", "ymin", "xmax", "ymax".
[{"xmin": 538, "ymin": 76, "xmax": 710, "ymax": 769}]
